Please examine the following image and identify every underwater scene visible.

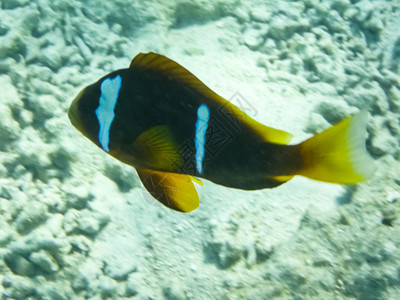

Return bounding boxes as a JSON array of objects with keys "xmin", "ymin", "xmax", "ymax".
[{"xmin": 1, "ymin": 0, "xmax": 400, "ymax": 299}]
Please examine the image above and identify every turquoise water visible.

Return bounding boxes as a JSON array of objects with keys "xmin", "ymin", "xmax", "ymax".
[{"xmin": 1, "ymin": 0, "xmax": 400, "ymax": 299}]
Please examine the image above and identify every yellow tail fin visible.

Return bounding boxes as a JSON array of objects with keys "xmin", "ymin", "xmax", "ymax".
[{"xmin": 298, "ymin": 111, "xmax": 375, "ymax": 184}]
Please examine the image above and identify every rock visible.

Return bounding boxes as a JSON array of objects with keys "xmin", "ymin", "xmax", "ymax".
[
  {"xmin": 0, "ymin": 162, "xmax": 7, "ymax": 177},
  {"xmin": 255, "ymin": 239, "xmax": 274, "ymax": 264},
  {"xmin": 311, "ymin": 247, "xmax": 334, "ymax": 267},
  {"xmin": 68, "ymin": 235, "xmax": 92, "ymax": 256},
  {"xmin": 27, "ymin": 94, "xmax": 62, "ymax": 121},
  {"xmin": 205, "ymin": 239, "xmax": 242, "ymax": 269},
  {"xmin": 162, "ymin": 281, "xmax": 186, "ymax": 300},
  {"xmin": 8, "ymin": 227, "xmax": 70, "ymax": 259},
  {"xmin": 62, "ymin": 182, "xmax": 92, "ymax": 210},
  {"xmin": 289, "ymin": 54, "xmax": 303, "ymax": 75},
  {"xmin": 14, "ymin": 127, "xmax": 53, "ymax": 182},
  {"xmin": 104, "ymin": 162, "xmax": 140, "ymax": 193},
  {"xmin": 14, "ymin": 201, "xmax": 48, "ymax": 234},
  {"xmin": 243, "ymin": 24, "xmax": 268, "ymax": 50},
  {"xmin": 0, "ymin": 18, "xmax": 23, "ymax": 60},
  {"xmin": 35, "ymin": 281, "xmax": 73, "ymax": 300},
  {"xmin": 29, "ymin": 250, "xmax": 59, "ymax": 273},
  {"xmin": 370, "ymin": 129, "xmax": 398, "ymax": 157},
  {"xmin": 244, "ymin": 242, "xmax": 257, "ymax": 267},
  {"xmin": 306, "ymin": 112, "xmax": 331, "ymax": 134},
  {"xmin": 18, "ymin": 109, "xmax": 34, "ymax": 128},
  {"xmin": 47, "ymin": 146, "xmax": 73, "ymax": 178},
  {"xmin": 388, "ymin": 85, "xmax": 400, "ymax": 113},
  {"xmin": 233, "ymin": 7, "xmax": 249, "ymax": 24},
  {"xmin": 0, "ymin": 184, "xmax": 12, "ymax": 200},
  {"xmin": 2, "ymin": 0, "xmax": 29, "ymax": 9},
  {"xmin": 45, "ymin": 213, "xmax": 64, "ymax": 237},
  {"xmin": 249, "ymin": 7, "xmax": 271, "ymax": 23},
  {"xmin": 2, "ymin": 274, "xmax": 35, "ymax": 298},
  {"xmin": 331, "ymin": 0, "xmax": 351, "ymax": 13},
  {"xmin": 63, "ymin": 209, "xmax": 80, "ymax": 235},
  {"xmin": 4, "ymin": 253, "xmax": 35, "ymax": 276},
  {"xmin": 0, "ymin": 228, "xmax": 14, "ymax": 247},
  {"xmin": 103, "ymin": 258, "xmax": 137, "ymax": 281},
  {"xmin": 0, "ymin": 75, "xmax": 23, "ymax": 146},
  {"xmin": 369, "ymin": 116, "xmax": 399, "ymax": 157},
  {"xmin": 72, "ymin": 271, "xmax": 90, "ymax": 292},
  {"xmin": 125, "ymin": 273, "xmax": 148, "ymax": 297},
  {"xmin": 380, "ymin": 242, "xmax": 397, "ymax": 258},
  {"xmin": 172, "ymin": 0, "xmax": 238, "ymax": 27},
  {"xmin": 344, "ymin": 81, "xmax": 388, "ymax": 114},
  {"xmin": 354, "ymin": 0, "xmax": 374, "ymax": 23},
  {"xmin": 314, "ymin": 100, "xmax": 352, "ymax": 124},
  {"xmin": 39, "ymin": 31, "xmax": 65, "ymax": 71},
  {"xmin": 99, "ymin": 276, "xmax": 118, "ymax": 298},
  {"xmin": 0, "ymin": 104, "xmax": 21, "ymax": 143},
  {"xmin": 125, "ymin": 276, "xmax": 139, "ymax": 297},
  {"xmin": 74, "ymin": 36, "xmax": 92, "ymax": 63},
  {"xmin": 380, "ymin": 206, "xmax": 396, "ymax": 226},
  {"xmin": 269, "ymin": 15, "xmax": 309, "ymax": 40},
  {"xmin": 77, "ymin": 211, "xmax": 110, "ymax": 236},
  {"xmin": 63, "ymin": 208, "xmax": 110, "ymax": 237}
]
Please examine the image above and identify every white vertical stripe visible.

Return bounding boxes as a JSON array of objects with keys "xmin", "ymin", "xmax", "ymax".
[
  {"xmin": 95, "ymin": 75, "xmax": 122, "ymax": 152},
  {"xmin": 195, "ymin": 104, "xmax": 210, "ymax": 174}
]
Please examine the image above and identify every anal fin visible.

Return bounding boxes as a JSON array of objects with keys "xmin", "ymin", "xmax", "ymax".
[{"xmin": 137, "ymin": 168, "xmax": 200, "ymax": 212}]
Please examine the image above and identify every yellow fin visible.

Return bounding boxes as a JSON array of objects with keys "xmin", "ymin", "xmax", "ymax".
[
  {"xmin": 271, "ymin": 175, "xmax": 295, "ymax": 182},
  {"xmin": 132, "ymin": 126, "xmax": 181, "ymax": 170},
  {"xmin": 257, "ymin": 124, "xmax": 292, "ymax": 144},
  {"xmin": 129, "ymin": 52, "xmax": 215, "ymax": 96},
  {"xmin": 137, "ymin": 168, "xmax": 199, "ymax": 212},
  {"xmin": 130, "ymin": 52, "xmax": 292, "ymax": 144},
  {"xmin": 189, "ymin": 176, "xmax": 203, "ymax": 185},
  {"xmin": 298, "ymin": 111, "xmax": 375, "ymax": 184}
]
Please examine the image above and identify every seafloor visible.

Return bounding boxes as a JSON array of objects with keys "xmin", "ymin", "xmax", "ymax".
[{"xmin": 0, "ymin": 0, "xmax": 400, "ymax": 299}]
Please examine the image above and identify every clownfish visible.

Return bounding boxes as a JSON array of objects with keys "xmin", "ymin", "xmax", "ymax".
[{"xmin": 68, "ymin": 52, "xmax": 375, "ymax": 212}]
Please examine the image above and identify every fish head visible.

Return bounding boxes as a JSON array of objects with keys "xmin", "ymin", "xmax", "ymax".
[{"xmin": 68, "ymin": 81, "xmax": 102, "ymax": 144}]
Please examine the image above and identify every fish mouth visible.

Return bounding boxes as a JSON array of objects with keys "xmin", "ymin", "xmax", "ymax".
[{"xmin": 68, "ymin": 89, "xmax": 85, "ymax": 130}]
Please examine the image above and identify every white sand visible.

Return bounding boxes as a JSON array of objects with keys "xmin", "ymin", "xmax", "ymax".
[{"xmin": 1, "ymin": 0, "xmax": 400, "ymax": 299}]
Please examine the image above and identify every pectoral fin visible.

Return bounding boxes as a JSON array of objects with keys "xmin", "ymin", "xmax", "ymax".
[
  {"xmin": 137, "ymin": 168, "xmax": 200, "ymax": 212},
  {"xmin": 132, "ymin": 125, "xmax": 182, "ymax": 170}
]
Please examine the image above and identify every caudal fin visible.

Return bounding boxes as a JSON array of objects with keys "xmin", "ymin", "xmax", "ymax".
[{"xmin": 298, "ymin": 111, "xmax": 375, "ymax": 184}]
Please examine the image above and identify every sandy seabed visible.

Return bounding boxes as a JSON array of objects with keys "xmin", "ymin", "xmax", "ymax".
[{"xmin": 1, "ymin": 0, "xmax": 400, "ymax": 299}]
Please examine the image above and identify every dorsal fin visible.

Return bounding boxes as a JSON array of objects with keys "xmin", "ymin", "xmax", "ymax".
[
  {"xmin": 130, "ymin": 52, "xmax": 292, "ymax": 144},
  {"xmin": 129, "ymin": 52, "xmax": 209, "ymax": 92}
]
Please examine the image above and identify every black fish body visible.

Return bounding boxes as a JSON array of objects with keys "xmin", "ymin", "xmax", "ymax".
[{"xmin": 68, "ymin": 52, "xmax": 375, "ymax": 212}]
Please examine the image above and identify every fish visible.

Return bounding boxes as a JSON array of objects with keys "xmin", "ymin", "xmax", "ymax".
[{"xmin": 68, "ymin": 52, "xmax": 375, "ymax": 212}]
